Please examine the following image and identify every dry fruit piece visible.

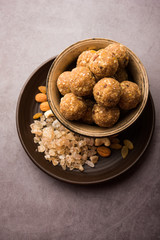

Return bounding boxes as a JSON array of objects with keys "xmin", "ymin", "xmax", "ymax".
[
  {"xmin": 35, "ymin": 93, "xmax": 47, "ymax": 102},
  {"xmin": 90, "ymin": 155, "xmax": 99, "ymax": 164},
  {"xmin": 38, "ymin": 86, "xmax": 46, "ymax": 94},
  {"xmin": 97, "ymin": 146, "xmax": 111, "ymax": 157},
  {"xmin": 110, "ymin": 143, "xmax": 122, "ymax": 149},
  {"xmin": 94, "ymin": 138, "xmax": 110, "ymax": 147},
  {"xmin": 44, "ymin": 110, "xmax": 54, "ymax": 118},
  {"xmin": 123, "ymin": 139, "xmax": 134, "ymax": 150},
  {"xmin": 40, "ymin": 101, "xmax": 50, "ymax": 111},
  {"xmin": 85, "ymin": 160, "xmax": 95, "ymax": 168},
  {"xmin": 110, "ymin": 137, "xmax": 120, "ymax": 144},
  {"xmin": 33, "ymin": 113, "xmax": 42, "ymax": 119},
  {"xmin": 121, "ymin": 146, "xmax": 128, "ymax": 159}
]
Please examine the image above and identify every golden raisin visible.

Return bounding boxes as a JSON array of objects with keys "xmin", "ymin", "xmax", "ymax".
[
  {"xmin": 123, "ymin": 139, "xmax": 134, "ymax": 150},
  {"xmin": 121, "ymin": 146, "xmax": 128, "ymax": 159},
  {"xmin": 33, "ymin": 112, "xmax": 42, "ymax": 119}
]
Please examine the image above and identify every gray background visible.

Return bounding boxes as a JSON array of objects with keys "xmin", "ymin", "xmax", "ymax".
[{"xmin": 1, "ymin": 0, "xmax": 160, "ymax": 239}]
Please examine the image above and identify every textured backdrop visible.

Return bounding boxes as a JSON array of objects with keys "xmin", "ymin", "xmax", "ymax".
[{"xmin": 0, "ymin": 0, "xmax": 160, "ymax": 239}]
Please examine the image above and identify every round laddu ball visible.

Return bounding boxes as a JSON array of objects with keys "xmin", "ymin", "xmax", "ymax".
[
  {"xmin": 82, "ymin": 99, "xmax": 95, "ymax": 124},
  {"xmin": 114, "ymin": 68, "xmax": 128, "ymax": 82},
  {"xmin": 105, "ymin": 43, "xmax": 129, "ymax": 68},
  {"xmin": 57, "ymin": 71, "xmax": 72, "ymax": 95},
  {"xmin": 93, "ymin": 78, "xmax": 121, "ymax": 107},
  {"xmin": 89, "ymin": 49, "xmax": 119, "ymax": 79},
  {"xmin": 60, "ymin": 93, "xmax": 87, "ymax": 120},
  {"xmin": 92, "ymin": 104, "xmax": 120, "ymax": 127},
  {"xmin": 70, "ymin": 67, "xmax": 96, "ymax": 97},
  {"xmin": 119, "ymin": 81, "xmax": 141, "ymax": 110},
  {"xmin": 77, "ymin": 50, "xmax": 96, "ymax": 67}
]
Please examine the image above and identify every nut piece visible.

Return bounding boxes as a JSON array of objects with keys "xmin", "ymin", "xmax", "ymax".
[
  {"xmin": 123, "ymin": 139, "xmax": 134, "ymax": 150},
  {"xmin": 121, "ymin": 146, "xmax": 128, "ymax": 159},
  {"xmin": 33, "ymin": 112, "xmax": 42, "ymax": 119},
  {"xmin": 94, "ymin": 138, "xmax": 110, "ymax": 147},
  {"xmin": 110, "ymin": 143, "xmax": 122, "ymax": 149},
  {"xmin": 90, "ymin": 155, "xmax": 99, "ymax": 164},
  {"xmin": 38, "ymin": 86, "xmax": 46, "ymax": 93},
  {"xmin": 35, "ymin": 93, "xmax": 47, "ymax": 102},
  {"xmin": 44, "ymin": 110, "xmax": 54, "ymax": 118},
  {"xmin": 40, "ymin": 101, "xmax": 50, "ymax": 112},
  {"xmin": 110, "ymin": 137, "xmax": 120, "ymax": 144},
  {"xmin": 97, "ymin": 146, "xmax": 111, "ymax": 157},
  {"xmin": 85, "ymin": 160, "xmax": 95, "ymax": 168}
]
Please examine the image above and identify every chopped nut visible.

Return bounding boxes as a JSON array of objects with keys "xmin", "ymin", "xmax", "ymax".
[
  {"xmin": 38, "ymin": 145, "xmax": 45, "ymax": 152},
  {"xmin": 85, "ymin": 160, "xmax": 95, "ymax": 168},
  {"xmin": 52, "ymin": 159, "xmax": 59, "ymax": 166},
  {"xmin": 90, "ymin": 155, "xmax": 99, "ymax": 164},
  {"xmin": 79, "ymin": 165, "xmax": 84, "ymax": 171}
]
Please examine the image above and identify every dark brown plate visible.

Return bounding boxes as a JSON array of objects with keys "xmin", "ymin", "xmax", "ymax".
[{"xmin": 16, "ymin": 58, "xmax": 155, "ymax": 184}]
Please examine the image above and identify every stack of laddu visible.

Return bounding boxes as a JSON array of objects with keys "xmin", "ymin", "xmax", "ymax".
[{"xmin": 57, "ymin": 43, "xmax": 141, "ymax": 128}]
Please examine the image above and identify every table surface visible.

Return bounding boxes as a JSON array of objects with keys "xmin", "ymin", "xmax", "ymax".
[{"xmin": 1, "ymin": 0, "xmax": 160, "ymax": 239}]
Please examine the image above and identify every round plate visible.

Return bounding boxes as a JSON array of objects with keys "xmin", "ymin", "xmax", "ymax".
[{"xmin": 16, "ymin": 58, "xmax": 155, "ymax": 184}]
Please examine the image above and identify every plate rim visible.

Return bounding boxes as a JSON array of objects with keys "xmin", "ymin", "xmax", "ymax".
[{"xmin": 16, "ymin": 58, "xmax": 156, "ymax": 185}]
